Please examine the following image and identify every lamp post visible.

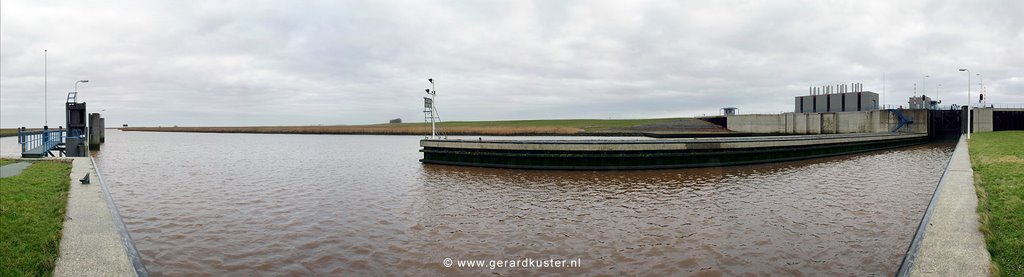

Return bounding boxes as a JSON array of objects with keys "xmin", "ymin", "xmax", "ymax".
[
  {"xmin": 426, "ymin": 78, "xmax": 436, "ymax": 138},
  {"xmin": 923, "ymin": 75, "xmax": 929, "ymax": 96},
  {"xmin": 959, "ymin": 69, "xmax": 970, "ymax": 139},
  {"xmin": 977, "ymin": 73, "xmax": 983, "ymax": 105},
  {"xmin": 44, "ymin": 50, "xmax": 48, "ymax": 127},
  {"xmin": 75, "ymin": 80, "xmax": 89, "ymax": 94}
]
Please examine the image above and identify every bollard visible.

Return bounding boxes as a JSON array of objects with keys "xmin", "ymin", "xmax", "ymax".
[
  {"xmin": 99, "ymin": 117, "xmax": 105, "ymax": 143},
  {"xmin": 43, "ymin": 125, "xmax": 50, "ymax": 150},
  {"xmin": 18, "ymin": 127, "xmax": 25, "ymax": 153}
]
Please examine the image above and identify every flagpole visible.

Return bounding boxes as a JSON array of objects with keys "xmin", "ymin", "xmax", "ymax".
[{"xmin": 45, "ymin": 49, "xmax": 48, "ymax": 127}]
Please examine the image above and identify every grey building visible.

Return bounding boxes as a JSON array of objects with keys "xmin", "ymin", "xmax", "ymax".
[
  {"xmin": 795, "ymin": 90, "xmax": 879, "ymax": 113},
  {"xmin": 908, "ymin": 95, "xmax": 937, "ymax": 110}
]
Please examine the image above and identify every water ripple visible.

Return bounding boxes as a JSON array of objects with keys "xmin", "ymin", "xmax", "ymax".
[{"xmin": 66, "ymin": 131, "xmax": 956, "ymax": 276}]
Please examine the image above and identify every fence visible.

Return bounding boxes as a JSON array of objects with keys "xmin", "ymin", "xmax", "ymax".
[{"xmin": 18, "ymin": 127, "xmax": 67, "ymax": 154}]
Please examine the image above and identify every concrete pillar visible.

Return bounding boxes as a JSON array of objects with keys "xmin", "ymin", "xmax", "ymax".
[
  {"xmin": 973, "ymin": 108, "xmax": 994, "ymax": 132},
  {"xmin": 88, "ymin": 113, "xmax": 101, "ymax": 150},
  {"xmin": 99, "ymin": 117, "xmax": 105, "ymax": 143}
]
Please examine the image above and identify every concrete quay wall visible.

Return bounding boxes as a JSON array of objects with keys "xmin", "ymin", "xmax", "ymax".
[
  {"xmin": 53, "ymin": 157, "xmax": 147, "ymax": 277},
  {"xmin": 972, "ymin": 107, "xmax": 1024, "ymax": 132},
  {"xmin": 422, "ymin": 133, "xmax": 928, "ymax": 152},
  {"xmin": 728, "ymin": 109, "xmax": 930, "ymax": 134}
]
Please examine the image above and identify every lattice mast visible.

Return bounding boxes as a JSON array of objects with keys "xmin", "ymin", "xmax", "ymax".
[{"xmin": 423, "ymin": 78, "xmax": 444, "ymax": 139}]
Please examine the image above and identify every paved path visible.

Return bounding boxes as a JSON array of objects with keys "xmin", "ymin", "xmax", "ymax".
[
  {"xmin": 53, "ymin": 157, "xmax": 137, "ymax": 277},
  {"xmin": 910, "ymin": 137, "xmax": 991, "ymax": 276},
  {"xmin": 0, "ymin": 161, "xmax": 33, "ymax": 178}
]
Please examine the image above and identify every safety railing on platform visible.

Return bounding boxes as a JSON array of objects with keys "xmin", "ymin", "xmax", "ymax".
[
  {"xmin": 976, "ymin": 103, "xmax": 1024, "ymax": 109},
  {"xmin": 17, "ymin": 127, "xmax": 67, "ymax": 154}
]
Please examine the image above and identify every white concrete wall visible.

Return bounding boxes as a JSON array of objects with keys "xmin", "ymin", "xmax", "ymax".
[
  {"xmin": 726, "ymin": 114, "xmax": 786, "ymax": 133},
  {"xmin": 728, "ymin": 109, "xmax": 930, "ymax": 134},
  {"xmin": 973, "ymin": 108, "xmax": 994, "ymax": 132},
  {"xmin": 835, "ymin": 112, "xmax": 869, "ymax": 133},
  {"xmin": 821, "ymin": 113, "xmax": 837, "ymax": 134},
  {"xmin": 972, "ymin": 108, "xmax": 1024, "ymax": 133}
]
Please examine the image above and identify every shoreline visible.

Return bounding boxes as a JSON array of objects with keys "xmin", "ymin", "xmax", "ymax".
[
  {"xmin": 118, "ymin": 118, "xmax": 737, "ymax": 137},
  {"xmin": 119, "ymin": 128, "xmax": 742, "ymax": 137}
]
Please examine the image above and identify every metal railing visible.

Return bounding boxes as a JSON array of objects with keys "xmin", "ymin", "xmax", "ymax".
[
  {"xmin": 18, "ymin": 127, "xmax": 67, "ymax": 154},
  {"xmin": 976, "ymin": 103, "xmax": 1024, "ymax": 109}
]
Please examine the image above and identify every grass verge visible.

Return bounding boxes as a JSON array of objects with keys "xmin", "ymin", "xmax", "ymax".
[
  {"xmin": 0, "ymin": 159, "xmax": 15, "ymax": 167},
  {"xmin": 0, "ymin": 160, "xmax": 72, "ymax": 276},
  {"xmin": 0, "ymin": 128, "xmax": 45, "ymax": 138},
  {"xmin": 969, "ymin": 131, "xmax": 1024, "ymax": 276},
  {"xmin": 0, "ymin": 129, "xmax": 20, "ymax": 137}
]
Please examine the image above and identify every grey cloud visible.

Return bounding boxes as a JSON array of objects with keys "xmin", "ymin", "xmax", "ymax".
[{"xmin": 1, "ymin": 0, "xmax": 1021, "ymax": 128}]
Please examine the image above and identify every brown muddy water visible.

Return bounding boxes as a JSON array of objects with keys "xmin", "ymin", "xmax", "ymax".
[{"xmin": 0, "ymin": 131, "xmax": 955, "ymax": 275}]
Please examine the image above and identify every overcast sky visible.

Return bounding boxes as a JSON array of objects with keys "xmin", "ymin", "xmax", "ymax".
[{"xmin": 1, "ymin": 0, "xmax": 1021, "ymax": 127}]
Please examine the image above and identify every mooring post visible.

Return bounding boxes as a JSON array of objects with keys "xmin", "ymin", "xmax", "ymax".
[
  {"xmin": 88, "ymin": 113, "xmax": 101, "ymax": 150},
  {"xmin": 18, "ymin": 127, "xmax": 25, "ymax": 153},
  {"xmin": 99, "ymin": 117, "xmax": 105, "ymax": 143},
  {"xmin": 43, "ymin": 125, "xmax": 50, "ymax": 150}
]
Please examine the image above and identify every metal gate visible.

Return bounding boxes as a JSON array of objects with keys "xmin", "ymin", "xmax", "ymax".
[
  {"xmin": 929, "ymin": 109, "xmax": 962, "ymax": 137},
  {"xmin": 994, "ymin": 111, "xmax": 1024, "ymax": 131}
]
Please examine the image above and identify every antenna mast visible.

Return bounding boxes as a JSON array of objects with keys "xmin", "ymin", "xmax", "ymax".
[
  {"xmin": 423, "ymin": 78, "xmax": 443, "ymax": 139},
  {"xmin": 45, "ymin": 50, "xmax": 48, "ymax": 127}
]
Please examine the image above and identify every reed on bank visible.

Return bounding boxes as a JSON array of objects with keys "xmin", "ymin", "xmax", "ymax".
[
  {"xmin": 122, "ymin": 125, "xmax": 583, "ymax": 136},
  {"xmin": 121, "ymin": 118, "xmax": 699, "ymax": 136},
  {"xmin": 0, "ymin": 129, "xmax": 21, "ymax": 137}
]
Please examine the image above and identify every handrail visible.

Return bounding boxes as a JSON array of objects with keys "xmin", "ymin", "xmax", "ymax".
[{"xmin": 18, "ymin": 128, "xmax": 67, "ymax": 154}]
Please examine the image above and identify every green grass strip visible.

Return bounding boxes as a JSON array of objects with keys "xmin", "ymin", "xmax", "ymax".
[
  {"xmin": 0, "ymin": 160, "xmax": 72, "ymax": 277},
  {"xmin": 969, "ymin": 131, "xmax": 1024, "ymax": 276},
  {"xmin": 0, "ymin": 159, "xmax": 16, "ymax": 167}
]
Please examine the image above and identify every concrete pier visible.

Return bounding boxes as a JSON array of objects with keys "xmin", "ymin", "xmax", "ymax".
[
  {"xmin": 53, "ymin": 157, "xmax": 146, "ymax": 276},
  {"xmin": 727, "ymin": 109, "xmax": 930, "ymax": 134},
  {"xmin": 908, "ymin": 137, "xmax": 991, "ymax": 276},
  {"xmin": 421, "ymin": 133, "xmax": 928, "ymax": 170}
]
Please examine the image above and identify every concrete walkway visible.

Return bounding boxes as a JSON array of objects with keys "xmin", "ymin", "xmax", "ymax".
[
  {"xmin": 910, "ymin": 137, "xmax": 991, "ymax": 276},
  {"xmin": 53, "ymin": 157, "xmax": 137, "ymax": 276},
  {"xmin": 0, "ymin": 161, "xmax": 33, "ymax": 178}
]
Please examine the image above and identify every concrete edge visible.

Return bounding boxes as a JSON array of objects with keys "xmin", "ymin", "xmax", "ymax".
[
  {"xmin": 90, "ymin": 157, "xmax": 149, "ymax": 277},
  {"xmin": 895, "ymin": 137, "xmax": 959, "ymax": 276}
]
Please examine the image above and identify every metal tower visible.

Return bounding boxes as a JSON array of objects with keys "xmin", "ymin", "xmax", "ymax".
[{"xmin": 423, "ymin": 78, "xmax": 444, "ymax": 139}]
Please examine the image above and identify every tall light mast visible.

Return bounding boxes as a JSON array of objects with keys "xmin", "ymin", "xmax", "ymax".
[{"xmin": 424, "ymin": 78, "xmax": 439, "ymax": 139}]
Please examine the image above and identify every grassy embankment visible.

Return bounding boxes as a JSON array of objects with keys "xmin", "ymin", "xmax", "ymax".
[
  {"xmin": 969, "ymin": 131, "xmax": 1024, "ymax": 276},
  {"xmin": 0, "ymin": 128, "xmax": 20, "ymax": 137},
  {"xmin": 0, "ymin": 159, "xmax": 73, "ymax": 276},
  {"xmin": 121, "ymin": 118, "xmax": 725, "ymax": 136},
  {"xmin": 0, "ymin": 128, "xmax": 46, "ymax": 137}
]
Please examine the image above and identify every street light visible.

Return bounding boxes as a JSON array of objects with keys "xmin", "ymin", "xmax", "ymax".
[
  {"xmin": 959, "ymin": 69, "xmax": 970, "ymax": 139},
  {"xmin": 426, "ymin": 78, "xmax": 436, "ymax": 138},
  {"xmin": 75, "ymin": 80, "xmax": 89, "ymax": 93},
  {"xmin": 977, "ymin": 73, "xmax": 983, "ymax": 105},
  {"xmin": 923, "ymin": 75, "xmax": 929, "ymax": 96}
]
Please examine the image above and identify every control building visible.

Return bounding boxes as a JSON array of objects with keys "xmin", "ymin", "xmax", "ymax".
[
  {"xmin": 908, "ymin": 95, "xmax": 938, "ymax": 110},
  {"xmin": 795, "ymin": 83, "xmax": 879, "ymax": 113}
]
